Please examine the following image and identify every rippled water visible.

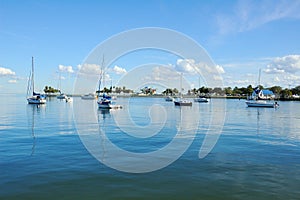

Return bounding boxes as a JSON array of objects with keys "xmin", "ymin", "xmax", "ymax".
[{"xmin": 1, "ymin": 94, "xmax": 300, "ymax": 199}]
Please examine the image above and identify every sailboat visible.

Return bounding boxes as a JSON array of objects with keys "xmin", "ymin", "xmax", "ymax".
[
  {"xmin": 194, "ymin": 77, "xmax": 209, "ymax": 103},
  {"xmin": 97, "ymin": 57, "xmax": 122, "ymax": 109},
  {"xmin": 245, "ymin": 69, "xmax": 278, "ymax": 108},
  {"xmin": 56, "ymin": 71, "xmax": 67, "ymax": 99},
  {"xmin": 56, "ymin": 71, "xmax": 72, "ymax": 101},
  {"xmin": 27, "ymin": 57, "xmax": 46, "ymax": 104},
  {"xmin": 174, "ymin": 73, "xmax": 192, "ymax": 106}
]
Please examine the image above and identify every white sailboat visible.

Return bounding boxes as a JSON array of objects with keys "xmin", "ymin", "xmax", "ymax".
[
  {"xmin": 56, "ymin": 70, "xmax": 68, "ymax": 100},
  {"xmin": 174, "ymin": 73, "xmax": 192, "ymax": 106},
  {"xmin": 245, "ymin": 69, "xmax": 278, "ymax": 108},
  {"xmin": 27, "ymin": 57, "xmax": 46, "ymax": 104},
  {"xmin": 194, "ymin": 77, "xmax": 209, "ymax": 103},
  {"xmin": 194, "ymin": 96, "xmax": 209, "ymax": 103},
  {"xmin": 97, "ymin": 57, "xmax": 121, "ymax": 109}
]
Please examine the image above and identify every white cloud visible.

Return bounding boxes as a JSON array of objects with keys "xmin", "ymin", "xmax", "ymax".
[
  {"xmin": 215, "ymin": 65, "xmax": 225, "ymax": 74},
  {"xmin": 228, "ymin": 79, "xmax": 251, "ymax": 85},
  {"xmin": 58, "ymin": 64, "xmax": 74, "ymax": 73},
  {"xmin": 274, "ymin": 76, "xmax": 280, "ymax": 82},
  {"xmin": 145, "ymin": 65, "xmax": 180, "ymax": 82},
  {"xmin": 0, "ymin": 67, "xmax": 15, "ymax": 76},
  {"xmin": 112, "ymin": 65, "xmax": 127, "ymax": 75},
  {"xmin": 8, "ymin": 79, "xmax": 17, "ymax": 83},
  {"xmin": 77, "ymin": 63, "xmax": 101, "ymax": 75},
  {"xmin": 175, "ymin": 59, "xmax": 198, "ymax": 74},
  {"xmin": 264, "ymin": 55, "xmax": 300, "ymax": 74},
  {"xmin": 216, "ymin": 1, "xmax": 300, "ymax": 34},
  {"xmin": 175, "ymin": 59, "xmax": 225, "ymax": 75}
]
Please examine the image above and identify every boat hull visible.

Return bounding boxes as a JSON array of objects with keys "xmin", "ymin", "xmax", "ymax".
[
  {"xmin": 174, "ymin": 100, "xmax": 192, "ymax": 106},
  {"xmin": 246, "ymin": 100, "xmax": 277, "ymax": 108},
  {"xmin": 27, "ymin": 97, "xmax": 46, "ymax": 104},
  {"xmin": 194, "ymin": 98, "xmax": 209, "ymax": 103},
  {"xmin": 57, "ymin": 94, "xmax": 67, "ymax": 99},
  {"xmin": 98, "ymin": 101, "xmax": 122, "ymax": 109},
  {"xmin": 165, "ymin": 96, "xmax": 174, "ymax": 102}
]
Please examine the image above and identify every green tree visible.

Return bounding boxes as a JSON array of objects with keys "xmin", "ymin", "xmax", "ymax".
[
  {"xmin": 246, "ymin": 85, "xmax": 253, "ymax": 95},
  {"xmin": 269, "ymin": 86, "xmax": 282, "ymax": 95},
  {"xmin": 291, "ymin": 85, "xmax": 300, "ymax": 95},
  {"xmin": 224, "ymin": 87, "xmax": 233, "ymax": 95},
  {"xmin": 172, "ymin": 88, "xmax": 179, "ymax": 94},
  {"xmin": 163, "ymin": 88, "xmax": 174, "ymax": 96},
  {"xmin": 233, "ymin": 87, "xmax": 242, "ymax": 95},
  {"xmin": 280, "ymin": 88, "xmax": 292, "ymax": 98},
  {"xmin": 44, "ymin": 86, "xmax": 59, "ymax": 93},
  {"xmin": 199, "ymin": 86, "xmax": 209, "ymax": 94}
]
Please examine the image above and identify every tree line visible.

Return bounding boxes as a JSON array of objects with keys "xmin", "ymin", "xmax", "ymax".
[
  {"xmin": 43, "ymin": 84, "xmax": 300, "ymax": 99},
  {"xmin": 163, "ymin": 85, "xmax": 300, "ymax": 98}
]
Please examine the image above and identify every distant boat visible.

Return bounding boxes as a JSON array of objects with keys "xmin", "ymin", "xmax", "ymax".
[
  {"xmin": 56, "ymin": 70, "xmax": 68, "ymax": 100},
  {"xmin": 27, "ymin": 57, "xmax": 46, "ymax": 104},
  {"xmin": 81, "ymin": 93, "xmax": 96, "ymax": 100},
  {"xmin": 194, "ymin": 76, "xmax": 209, "ymax": 103},
  {"xmin": 174, "ymin": 98, "xmax": 192, "ymax": 106},
  {"xmin": 194, "ymin": 96, "xmax": 209, "ymax": 103},
  {"xmin": 57, "ymin": 93, "xmax": 67, "ymax": 100},
  {"xmin": 174, "ymin": 73, "xmax": 192, "ymax": 106},
  {"xmin": 165, "ymin": 96, "xmax": 174, "ymax": 102},
  {"xmin": 65, "ymin": 96, "xmax": 73, "ymax": 102}
]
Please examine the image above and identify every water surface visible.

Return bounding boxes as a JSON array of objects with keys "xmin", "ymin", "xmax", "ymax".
[{"xmin": 1, "ymin": 95, "xmax": 300, "ymax": 199}]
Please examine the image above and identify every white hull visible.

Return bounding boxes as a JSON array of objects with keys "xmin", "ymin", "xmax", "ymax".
[
  {"xmin": 81, "ymin": 96, "xmax": 96, "ymax": 100},
  {"xmin": 65, "ymin": 97, "xmax": 72, "ymax": 102}
]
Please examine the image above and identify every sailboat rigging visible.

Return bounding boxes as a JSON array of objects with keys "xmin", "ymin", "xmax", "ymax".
[
  {"xmin": 174, "ymin": 73, "xmax": 192, "ymax": 106},
  {"xmin": 27, "ymin": 57, "xmax": 46, "ymax": 104},
  {"xmin": 97, "ymin": 56, "xmax": 122, "ymax": 109},
  {"xmin": 245, "ymin": 69, "xmax": 278, "ymax": 108}
]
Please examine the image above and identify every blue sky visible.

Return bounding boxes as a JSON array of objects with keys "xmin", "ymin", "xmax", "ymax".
[{"xmin": 1, "ymin": 0, "xmax": 300, "ymax": 94}]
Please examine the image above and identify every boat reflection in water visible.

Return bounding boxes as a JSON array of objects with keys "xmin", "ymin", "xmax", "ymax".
[{"xmin": 27, "ymin": 104, "xmax": 46, "ymax": 156}]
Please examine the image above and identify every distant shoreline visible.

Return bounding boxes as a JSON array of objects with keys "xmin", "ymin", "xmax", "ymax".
[{"xmin": 45, "ymin": 93, "xmax": 300, "ymax": 101}]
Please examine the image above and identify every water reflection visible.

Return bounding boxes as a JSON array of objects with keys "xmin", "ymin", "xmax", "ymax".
[
  {"xmin": 27, "ymin": 104, "xmax": 46, "ymax": 156},
  {"xmin": 98, "ymin": 108, "xmax": 111, "ymax": 120},
  {"xmin": 97, "ymin": 108, "xmax": 111, "ymax": 163}
]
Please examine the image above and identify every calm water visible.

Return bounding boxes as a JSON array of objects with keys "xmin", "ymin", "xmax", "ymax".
[{"xmin": 1, "ymin": 94, "xmax": 300, "ymax": 199}]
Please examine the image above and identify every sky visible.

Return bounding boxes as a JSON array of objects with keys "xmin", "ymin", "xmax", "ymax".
[{"xmin": 1, "ymin": 0, "xmax": 300, "ymax": 94}]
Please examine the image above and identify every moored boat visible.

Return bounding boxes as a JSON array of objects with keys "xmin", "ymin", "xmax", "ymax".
[
  {"xmin": 194, "ymin": 96, "xmax": 209, "ymax": 103},
  {"xmin": 174, "ymin": 98, "xmax": 192, "ymax": 106},
  {"xmin": 165, "ymin": 96, "xmax": 174, "ymax": 102},
  {"xmin": 57, "ymin": 93, "xmax": 67, "ymax": 100},
  {"xmin": 27, "ymin": 57, "xmax": 47, "ymax": 104},
  {"xmin": 246, "ymin": 100, "xmax": 278, "ymax": 108},
  {"xmin": 81, "ymin": 93, "xmax": 96, "ymax": 100},
  {"xmin": 174, "ymin": 73, "xmax": 192, "ymax": 106}
]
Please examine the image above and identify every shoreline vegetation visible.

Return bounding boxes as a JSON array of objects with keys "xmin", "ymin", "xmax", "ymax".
[
  {"xmin": 44, "ymin": 84, "xmax": 300, "ymax": 101},
  {"xmin": 46, "ymin": 94, "xmax": 300, "ymax": 101}
]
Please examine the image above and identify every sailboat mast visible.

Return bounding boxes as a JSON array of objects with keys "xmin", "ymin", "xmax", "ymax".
[
  {"xmin": 98, "ymin": 55, "xmax": 105, "ymax": 97},
  {"xmin": 258, "ymin": 68, "xmax": 261, "ymax": 87},
  {"xmin": 32, "ymin": 56, "xmax": 34, "ymax": 93},
  {"xmin": 180, "ymin": 73, "xmax": 183, "ymax": 98}
]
